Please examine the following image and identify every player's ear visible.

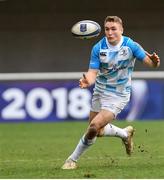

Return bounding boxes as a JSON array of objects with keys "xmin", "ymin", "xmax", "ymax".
[
  {"xmin": 121, "ymin": 27, "xmax": 124, "ymax": 34},
  {"xmin": 119, "ymin": 24, "xmax": 123, "ymax": 34}
]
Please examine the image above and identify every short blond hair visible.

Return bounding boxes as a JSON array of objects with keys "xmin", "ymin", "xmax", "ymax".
[{"xmin": 104, "ymin": 16, "xmax": 123, "ymax": 27}]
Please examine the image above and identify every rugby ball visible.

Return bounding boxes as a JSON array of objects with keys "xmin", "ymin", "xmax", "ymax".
[{"xmin": 71, "ymin": 20, "xmax": 101, "ymax": 39}]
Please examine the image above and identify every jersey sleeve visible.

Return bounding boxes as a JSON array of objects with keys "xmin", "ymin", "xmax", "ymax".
[
  {"xmin": 89, "ymin": 44, "xmax": 100, "ymax": 69},
  {"xmin": 127, "ymin": 38, "xmax": 146, "ymax": 61}
]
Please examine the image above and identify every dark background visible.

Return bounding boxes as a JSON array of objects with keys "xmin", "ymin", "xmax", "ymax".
[{"xmin": 0, "ymin": 0, "xmax": 163, "ymax": 73}]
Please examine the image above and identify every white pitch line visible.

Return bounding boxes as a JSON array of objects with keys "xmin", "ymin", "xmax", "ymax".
[{"xmin": 1, "ymin": 155, "xmax": 164, "ymax": 163}]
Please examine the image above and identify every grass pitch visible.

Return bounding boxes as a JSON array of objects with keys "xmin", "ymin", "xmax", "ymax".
[{"xmin": 0, "ymin": 120, "xmax": 164, "ymax": 178}]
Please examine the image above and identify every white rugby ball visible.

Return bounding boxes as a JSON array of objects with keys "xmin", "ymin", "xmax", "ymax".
[{"xmin": 71, "ymin": 20, "xmax": 101, "ymax": 39}]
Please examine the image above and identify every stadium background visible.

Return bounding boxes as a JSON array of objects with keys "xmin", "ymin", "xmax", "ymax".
[
  {"xmin": 0, "ymin": 0, "xmax": 163, "ymax": 72},
  {"xmin": 0, "ymin": 0, "xmax": 164, "ymax": 122}
]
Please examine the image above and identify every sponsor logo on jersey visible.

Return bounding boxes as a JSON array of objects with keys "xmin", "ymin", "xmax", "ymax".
[{"xmin": 101, "ymin": 63, "xmax": 128, "ymax": 74}]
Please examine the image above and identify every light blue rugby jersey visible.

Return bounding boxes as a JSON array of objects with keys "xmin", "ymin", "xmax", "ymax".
[{"xmin": 89, "ymin": 36, "xmax": 146, "ymax": 96}]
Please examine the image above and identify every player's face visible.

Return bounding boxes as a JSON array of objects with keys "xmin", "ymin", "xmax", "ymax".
[{"xmin": 104, "ymin": 21, "xmax": 123, "ymax": 45}]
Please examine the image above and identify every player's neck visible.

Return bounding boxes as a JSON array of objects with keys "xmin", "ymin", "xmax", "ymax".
[{"xmin": 106, "ymin": 36, "xmax": 123, "ymax": 50}]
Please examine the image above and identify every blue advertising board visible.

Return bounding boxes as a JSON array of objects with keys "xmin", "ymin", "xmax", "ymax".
[{"xmin": 0, "ymin": 80, "xmax": 163, "ymax": 122}]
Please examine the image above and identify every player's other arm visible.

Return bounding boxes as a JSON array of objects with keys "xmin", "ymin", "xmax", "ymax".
[
  {"xmin": 143, "ymin": 51, "xmax": 160, "ymax": 68},
  {"xmin": 79, "ymin": 69, "xmax": 98, "ymax": 88},
  {"xmin": 131, "ymin": 41, "xmax": 160, "ymax": 68}
]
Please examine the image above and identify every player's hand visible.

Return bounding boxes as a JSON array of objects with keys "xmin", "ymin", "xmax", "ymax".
[
  {"xmin": 79, "ymin": 74, "xmax": 90, "ymax": 88},
  {"xmin": 146, "ymin": 51, "xmax": 160, "ymax": 67}
]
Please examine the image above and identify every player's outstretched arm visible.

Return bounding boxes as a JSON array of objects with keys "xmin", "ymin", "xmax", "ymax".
[
  {"xmin": 79, "ymin": 69, "xmax": 98, "ymax": 88},
  {"xmin": 143, "ymin": 51, "xmax": 160, "ymax": 68}
]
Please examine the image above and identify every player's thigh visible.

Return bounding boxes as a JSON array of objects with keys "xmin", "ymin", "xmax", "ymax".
[{"xmin": 90, "ymin": 109, "xmax": 114, "ymax": 130}]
